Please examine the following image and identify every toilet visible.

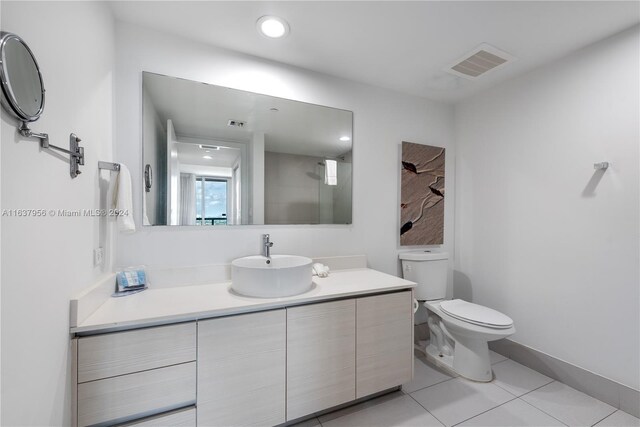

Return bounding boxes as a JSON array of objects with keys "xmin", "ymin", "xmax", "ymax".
[{"xmin": 399, "ymin": 250, "xmax": 515, "ymax": 382}]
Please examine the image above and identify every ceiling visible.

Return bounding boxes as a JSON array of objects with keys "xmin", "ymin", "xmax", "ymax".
[
  {"xmin": 144, "ymin": 72, "xmax": 353, "ymax": 158},
  {"xmin": 111, "ymin": 1, "xmax": 639, "ymax": 102},
  {"xmin": 176, "ymin": 141, "xmax": 240, "ymax": 169}
]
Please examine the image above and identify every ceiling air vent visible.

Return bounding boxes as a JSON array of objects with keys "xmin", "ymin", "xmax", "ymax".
[
  {"xmin": 227, "ymin": 119, "xmax": 246, "ymax": 128},
  {"xmin": 445, "ymin": 43, "xmax": 516, "ymax": 80}
]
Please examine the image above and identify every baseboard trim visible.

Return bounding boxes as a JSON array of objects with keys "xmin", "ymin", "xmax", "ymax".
[{"xmin": 490, "ymin": 339, "xmax": 639, "ymax": 418}]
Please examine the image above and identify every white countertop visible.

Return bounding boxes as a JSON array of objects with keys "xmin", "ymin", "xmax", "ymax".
[{"xmin": 72, "ymin": 268, "xmax": 415, "ymax": 334}]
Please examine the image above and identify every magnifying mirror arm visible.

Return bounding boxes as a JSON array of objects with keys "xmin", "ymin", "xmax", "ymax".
[
  {"xmin": 19, "ymin": 122, "xmax": 85, "ymax": 178},
  {"xmin": 19, "ymin": 121, "xmax": 48, "ymax": 144}
]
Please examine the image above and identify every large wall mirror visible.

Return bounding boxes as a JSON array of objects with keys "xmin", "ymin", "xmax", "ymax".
[{"xmin": 142, "ymin": 72, "xmax": 353, "ymax": 226}]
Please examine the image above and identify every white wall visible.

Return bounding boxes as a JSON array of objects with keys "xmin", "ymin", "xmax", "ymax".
[
  {"xmin": 454, "ymin": 26, "xmax": 639, "ymax": 390},
  {"xmin": 114, "ymin": 22, "xmax": 455, "ymax": 276},
  {"xmin": 0, "ymin": 2, "xmax": 115, "ymax": 425}
]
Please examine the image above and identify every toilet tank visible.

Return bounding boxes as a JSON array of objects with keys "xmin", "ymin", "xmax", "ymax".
[{"xmin": 399, "ymin": 251, "xmax": 448, "ymax": 301}]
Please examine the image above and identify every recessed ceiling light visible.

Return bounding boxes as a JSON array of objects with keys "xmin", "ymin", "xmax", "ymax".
[
  {"xmin": 203, "ymin": 155, "xmax": 213, "ymax": 160},
  {"xmin": 257, "ymin": 16, "xmax": 290, "ymax": 39},
  {"xmin": 340, "ymin": 136, "xmax": 351, "ymax": 142}
]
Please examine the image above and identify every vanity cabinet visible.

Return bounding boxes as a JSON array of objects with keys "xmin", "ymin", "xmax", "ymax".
[
  {"xmin": 197, "ymin": 309, "xmax": 286, "ymax": 427},
  {"xmin": 72, "ymin": 290, "xmax": 413, "ymax": 426},
  {"xmin": 286, "ymin": 299, "xmax": 356, "ymax": 420}
]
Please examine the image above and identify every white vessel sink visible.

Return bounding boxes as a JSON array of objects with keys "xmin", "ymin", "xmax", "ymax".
[{"xmin": 231, "ymin": 255, "xmax": 313, "ymax": 298}]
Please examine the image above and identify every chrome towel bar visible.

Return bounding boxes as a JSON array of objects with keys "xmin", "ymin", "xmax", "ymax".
[{"xmin": 98, "ymin": 161, "xmax": 120, "ymax": 172}]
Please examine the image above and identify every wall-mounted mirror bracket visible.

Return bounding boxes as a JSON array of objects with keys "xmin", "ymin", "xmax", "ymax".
[{"xmin": 20, "ymin": 122, "xmax": 85, "ymax": 178}]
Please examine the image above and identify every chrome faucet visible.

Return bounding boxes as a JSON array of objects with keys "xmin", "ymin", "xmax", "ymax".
[{"xmin": 262, "ymin": 234, "xmax": 274, "ymax": 258}]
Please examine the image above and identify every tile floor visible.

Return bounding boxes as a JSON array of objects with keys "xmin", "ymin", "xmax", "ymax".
[{"xmin": 295, "ymin": 351, "xmax": 640, "ymax": 427}]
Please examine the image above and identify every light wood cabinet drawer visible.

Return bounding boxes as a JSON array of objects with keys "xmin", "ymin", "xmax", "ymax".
[
  {"xmin": 78, "ymin": 322, "xmax": 196, "ymax": 383},
  {"xmin": 77, "ymin": 362, "xmax": 196, "ymax": 427},
  {"xmin": 118, "ymin": 407, "xmax": 196, "ymax": 427}
]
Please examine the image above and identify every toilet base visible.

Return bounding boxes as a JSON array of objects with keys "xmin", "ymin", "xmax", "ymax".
[
  {"xmin": 451, "ymin": 335, "xmax": 493, "ymax": 382},
  {"xmin": 421, "ymin": 315, "xmax": 496, "ymax": 383},
  {"xmin": 421, "ymin": 337, "xmax": 493, "ymax": 382},
  {"xmin": 423, "ymin": 340, "xmax": 457, "ymax": 377}
]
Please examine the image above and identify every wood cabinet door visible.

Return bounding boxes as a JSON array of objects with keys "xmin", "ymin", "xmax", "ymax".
[
  {"xmin": 356, "ymin": 291, "xmax": 413, "ymax": 398},
  {"xmin": 286, "ymin": 299, "xmax": 356, "ymax": 421},
  {"xmin": 197, "ymin": 309, "xmax": 286, "ymax": 427}
]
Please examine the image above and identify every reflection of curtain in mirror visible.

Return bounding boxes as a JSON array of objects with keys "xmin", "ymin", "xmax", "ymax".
[
  {"xmin": 231, "ymin": 165, "xmax": 241, "ymax": 225},
  {"xmin": 179, "ymin": 173, "xmax": 196, "ymax": 225}
]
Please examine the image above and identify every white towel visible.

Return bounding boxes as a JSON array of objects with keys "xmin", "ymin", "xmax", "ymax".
[
  {"xmin": 312, "ymin": 263, "xmax": 330, "ymax": 278},
  {"xmin": 324, "ymin": 159, "xmax": 337, "ymax": 186},
  {"xmin": 112, "ymin": 164, "xmax": 136, "ymax": 233}
]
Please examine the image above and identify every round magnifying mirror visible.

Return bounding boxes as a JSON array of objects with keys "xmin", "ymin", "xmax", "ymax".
[
  {"xmin": 145, "ymin": 164, "xmax": 153, "ymax": 192},
  {"xmin": 0, "ymin": 32, "xmax": 45, "ymax": 122}
]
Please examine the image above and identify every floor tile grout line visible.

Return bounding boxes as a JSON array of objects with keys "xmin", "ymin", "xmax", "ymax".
[
  {"xmin": 589, "ymin": 408, "xmax": 622, "ymax": 427},
  {"xmin": 404, "ymin": 374, "xmax": 457, "ymax": 395},
  {"xmin": 515, "ymin": 379, "xmax": 558, "ymax": 399},
  {"xmin": 517, "ymin": 380, "xmax": 618, "ymax": 427},
  {"xmin": 490, "ymin": 357, "xmax": 510, "ymax": 366},
  {"xmin": 515, "ymin": 395, "xmax": 570, "ymax": 426},
  {"xmin": 407, "ymin": 376, "xmax": 520, "ymax": 427},
  {"xmin": 491, "ymin": 376, "xmax": 555, "ymax": 398},
  {"xmin": 489, "ymin": 380, "xmax": 520, "ymax": 399},
  {"xmin": 450, "ymin": 396, "xmax": 519, "ymax": 427},
  {"xmin": 407, "ymin": 368, "xmax": 549, "ymax": 426},
  {"xmin": 406, "ymin": 390, "xmax": 447, "ymax": 426}
]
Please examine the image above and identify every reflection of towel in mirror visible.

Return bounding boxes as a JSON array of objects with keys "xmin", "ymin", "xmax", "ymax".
[
  {"xmin": 112, "ymin": 164, "xmax": 136, "ymax": 233},
  {"xmin": 142, "ymin": 192, "xmax": 151, "ymax": 226},
  {"xmin": 324, "ymin": 159, "xmax": 337, "ymax": 186},
  {"xmin": 142, "ymin": 175, "xmax": 151, "ymax": 226}
]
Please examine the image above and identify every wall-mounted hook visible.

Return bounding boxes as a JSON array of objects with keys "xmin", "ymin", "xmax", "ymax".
[{"xmin": 594, "ymin": 162, "xmax": 609, "ymax": 170}]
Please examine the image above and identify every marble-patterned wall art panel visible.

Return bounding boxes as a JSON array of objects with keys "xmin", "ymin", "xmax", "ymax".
[{"xmin": 400, "ymin": 141, "xmax": 445, "ymax": 245}]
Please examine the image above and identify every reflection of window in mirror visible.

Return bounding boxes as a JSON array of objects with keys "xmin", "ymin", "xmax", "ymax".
[{"xmin": 193, "ymin": 177, "xmax": 230, "ymax": 226}]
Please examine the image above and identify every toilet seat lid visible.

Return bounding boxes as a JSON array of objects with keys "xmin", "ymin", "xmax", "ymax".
[{"xmin": 440, "ymin": 299, "xmax": 513, "ymax": 329}]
